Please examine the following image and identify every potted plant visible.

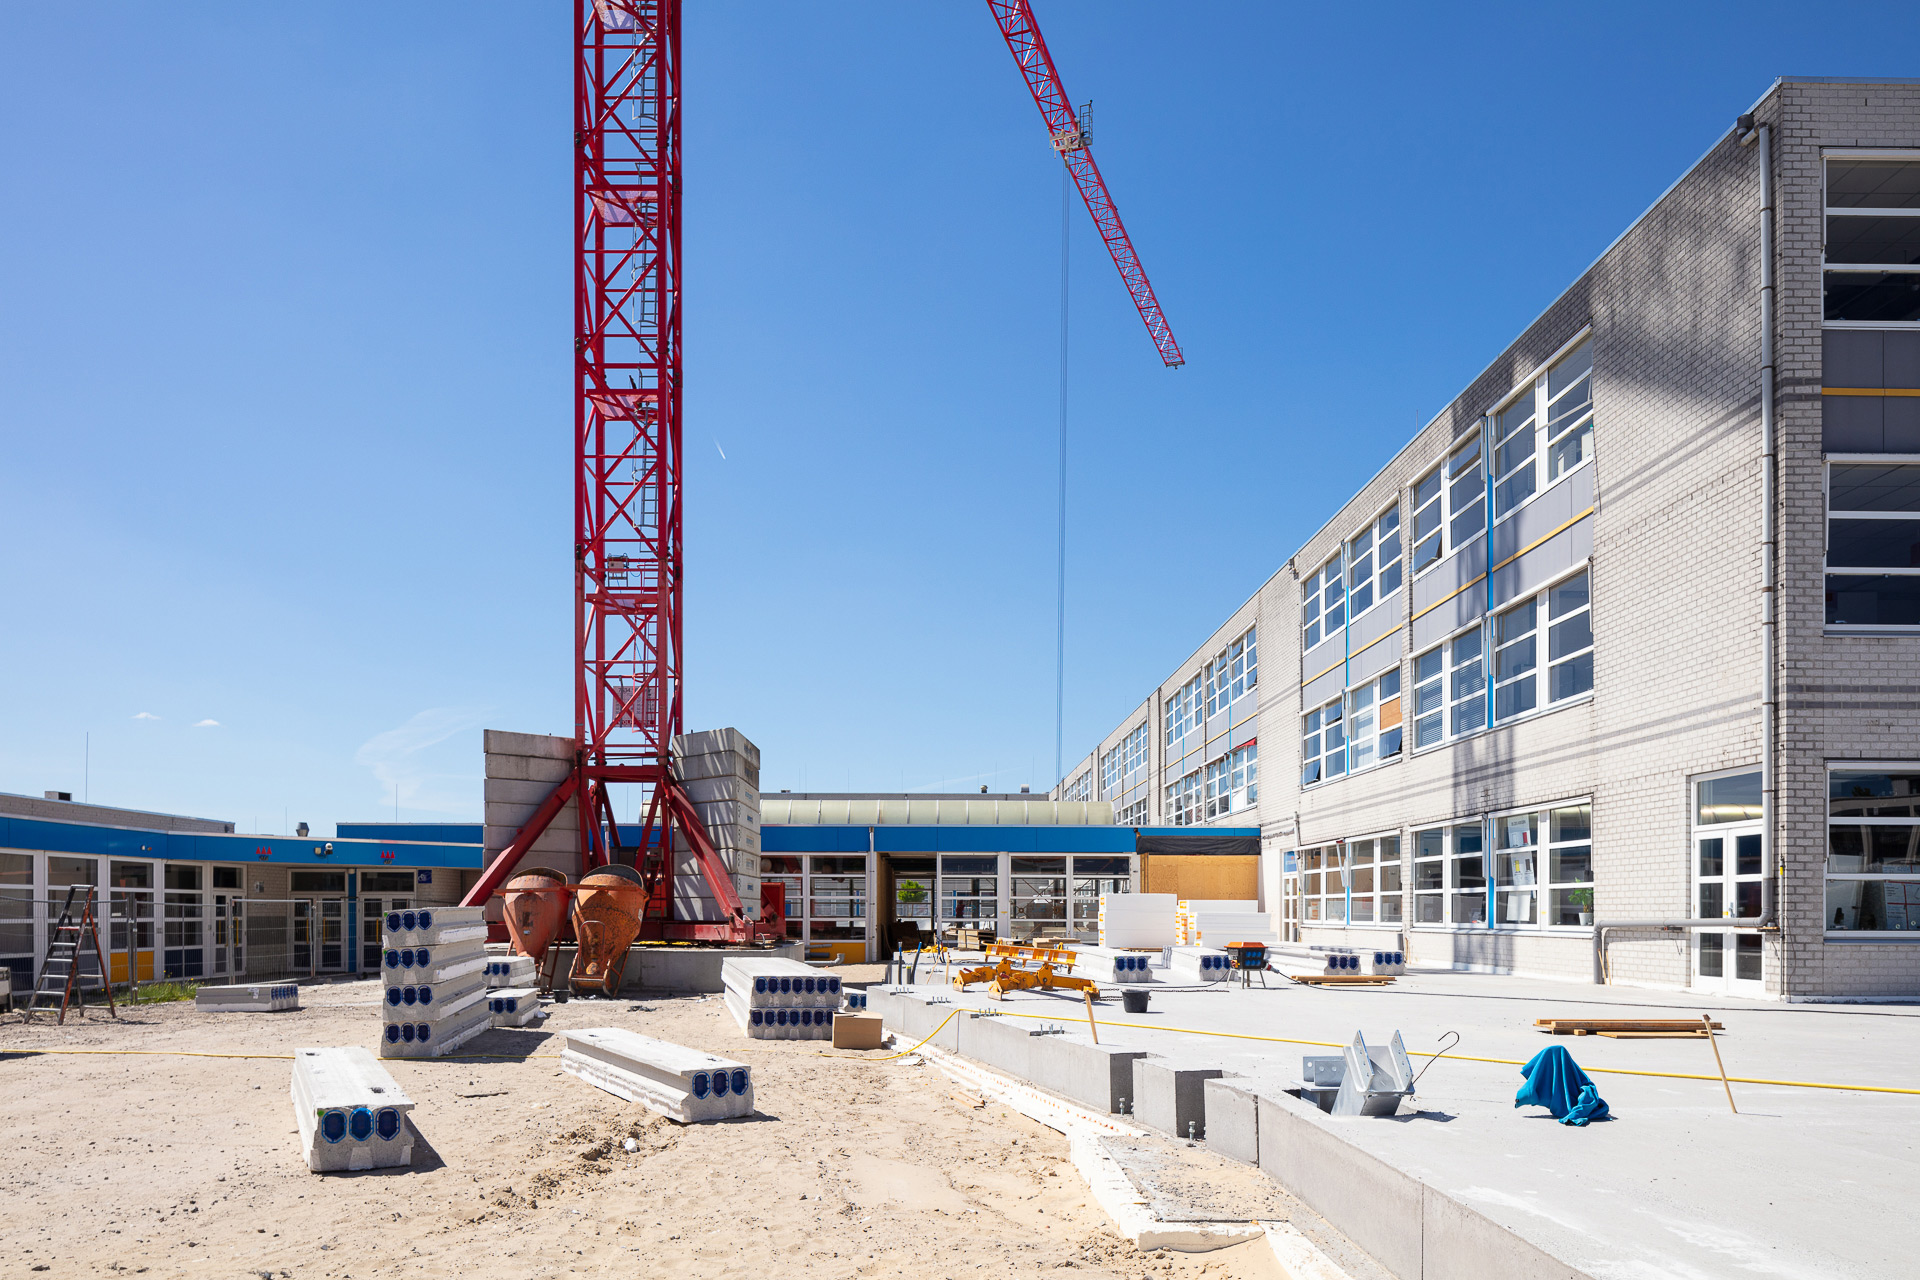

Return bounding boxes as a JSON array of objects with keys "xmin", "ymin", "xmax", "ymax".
[{"xmin": 1568, "ymin": 886, "xmax": 1594, "ymax": 926}]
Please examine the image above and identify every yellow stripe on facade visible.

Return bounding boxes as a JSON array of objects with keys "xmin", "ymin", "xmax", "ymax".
[{"xmin": 1822, "ymin": 387, "xmax": 1920, "ymax": 397}]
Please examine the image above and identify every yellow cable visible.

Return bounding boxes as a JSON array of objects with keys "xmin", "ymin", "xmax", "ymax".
[
  {"xmin": 977, "ymin": 1009, "xmax": 1920, "ymax": 1097},
  {"xmin": 2, "ymin": 1049, "xmax": 295, "ymax": 1060},
  {"xmin": 816, "ymin": 1006, "xmax": 960, "ymax": 1062}
]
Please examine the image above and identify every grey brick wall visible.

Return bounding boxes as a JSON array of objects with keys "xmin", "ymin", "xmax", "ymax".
[{"xmin": 1065, "ymin": 79, "xmax": 1920, "ymax": 998}]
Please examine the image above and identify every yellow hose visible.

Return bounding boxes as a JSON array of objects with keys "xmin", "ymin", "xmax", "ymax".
[{"xmin": 816, "ymin": 1006, "xmax": 960, "ymax": 1062}]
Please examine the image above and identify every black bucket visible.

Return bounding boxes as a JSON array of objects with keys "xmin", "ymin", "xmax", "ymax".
[{"xmin": 1122, "ymin": 988, "xmax": 1151, "ymax": 1014}]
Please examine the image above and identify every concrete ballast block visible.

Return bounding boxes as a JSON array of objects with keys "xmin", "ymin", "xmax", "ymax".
[{"xmin": 1134, "ymin": 1059, "xmax": 1228, "ymax": 1139}]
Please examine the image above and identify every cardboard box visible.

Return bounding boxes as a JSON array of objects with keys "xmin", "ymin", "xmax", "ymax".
[{"xmin": 831, "ymin": 1012, "xmax": 886, "ymax": 1050}]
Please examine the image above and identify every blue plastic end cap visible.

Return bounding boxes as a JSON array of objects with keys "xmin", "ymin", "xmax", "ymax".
[
  {"xmin": 713, "ymin": 1070, "xmax": 730, "ymax": 1097},
  {"xmin": 348, "ymin": 1107, "xmax": 374, "ymax": 1142},
  {"xmin": 691, "ymin": 1072, "xmax": 710, "ymax": 1099},
  {"xmin": 321, "ymin": 1109, "xmax": 348, "ymax": 1143},
  {"xmin": 417, "ymin": 910, "xmax": 433, "ymax": 930},
  {"xmin": 375, "ymin": 1107, "xmax": 401, "ymax": 1141},
  {"xmin": 731, "ymin": 1069, "xmax": 748, "ymax": 1095}
]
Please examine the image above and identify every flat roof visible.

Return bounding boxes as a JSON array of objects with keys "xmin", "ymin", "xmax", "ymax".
[{"xmin": 1, "ymin": 813, "xmax": 482, "ymax": 870}]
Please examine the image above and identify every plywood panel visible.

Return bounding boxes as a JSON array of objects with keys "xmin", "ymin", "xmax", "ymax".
[{"xmin": 1140, "ymin": 855, "xmax": 1260, "ymax": 902}]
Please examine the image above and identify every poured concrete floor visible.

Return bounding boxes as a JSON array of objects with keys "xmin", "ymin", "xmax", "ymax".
[{"xmin": 907, "ymin": 962, "xmax": 1920, "ymax": 1280}]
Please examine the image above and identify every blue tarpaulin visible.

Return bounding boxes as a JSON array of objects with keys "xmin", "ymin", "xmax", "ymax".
[{"xmin": 1516, "ymin": 1045, "xmax": 1611, "ymax": 1125}]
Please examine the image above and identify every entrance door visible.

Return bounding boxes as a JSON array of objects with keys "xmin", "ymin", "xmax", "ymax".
[
  {"xmin": 318, "ymin": 899, "xmax": 346, "ymax": 971},
  {"xmin": 362, "ymin": 896, "xmax": 409, "ymax": 971},
  {"xmin": 1694, "ymin": 826, "xmax": 1765, "ymax": 995}
]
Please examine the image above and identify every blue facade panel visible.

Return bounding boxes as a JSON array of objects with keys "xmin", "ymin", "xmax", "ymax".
[{"xmin": 0, "ymin": 817, "xmax": 482, "ymax": 870}]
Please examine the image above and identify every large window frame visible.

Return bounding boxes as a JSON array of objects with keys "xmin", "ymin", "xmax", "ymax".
[
  {"xmin": 1300, "ymin": 696, "xmax": 1345, "ymax": 788},
  {"xmin": 1823, "ymin": 152, "xmax": 1920, "ymax": 329},
  {"xmin": 1825, "ymin": 458, "xmax": 1920, "ymax": 632},
  {"xmin": 1298, "ymin": 845, "xmax": 1343, "ymax": 924},
  {"xmin": 1347, "ymin": 506, "xmax": 1403, "ymax": 619},
  {"xmin": 1101, "ymin": 721, "xmax": 1150, "ymax": 800},
  {"xmin": 1413, "ymin": 565, "xmax": 1593, "ymax": 750},
  {"xmin": 1411, "ymin": 822, "xmax": 1488, "ymax": 927},
  {"xmin": 1347, "ymin": 668, "xmax": 1404, "ymax": 773},
  {"xmin": 1165, "ymin": 673, "xmax": 1203, "ymax": 748},
  {"xmin": 1826, "ymin": 764, "xmax": 1920, "ymax": 936},
  {"xmin": 1205, "ymin": 627, "xmax": 1258, "ymax": 717},
  {"xmin": 1203, "ymin": 742, "xmax": 1258, "ymax": 819},
  {"xmin": 1062, "ymin": 770, "xmax": 1093, "ymax": 803},
  {"xmin": 1343, "ymin": 834, "xmax": 1403, "ymax": 927},
  {"xmin": 1164, "ymin": 770, "xmax": 1202, "ymax": 827},
  {"xmin": 1302, "ymin": 555, "xmax": 1343, "ymax": 652}
]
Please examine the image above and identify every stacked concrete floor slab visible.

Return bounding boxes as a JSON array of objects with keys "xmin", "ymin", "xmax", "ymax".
[
  {"xmin": 670, "ymin": 728, "xmax": 762, "ymax": 922},
  {"xmin": 379, "ymin": 906, "xmax": 492, "ymax": 1058},
  {"xmin": 482, "ymin": 730, "xmax": 580, "ymax": 915},
  {"xmin": 721, "ymin": 955, "xmax": 841, "ymax": 1039}
]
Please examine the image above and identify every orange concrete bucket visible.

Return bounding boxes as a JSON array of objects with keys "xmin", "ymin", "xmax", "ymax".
[
  {"xmin": 570, "ymin": 863, "xmax": 647, "ymax": 996},
  {"xmin": 502, "ymin": 866, "xmax": 571, "ymax": 963}
]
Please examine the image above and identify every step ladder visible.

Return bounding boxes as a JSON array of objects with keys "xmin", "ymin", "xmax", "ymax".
[{"xmin": 25, "ymin": 885, "xmax": 117, "ymax": 1024}]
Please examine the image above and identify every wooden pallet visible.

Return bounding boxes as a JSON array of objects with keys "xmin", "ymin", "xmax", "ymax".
[
  {"xmin": 1288, "ymin": 974, "xmax": 1395, "ymax": 986},
  {"xmin": 1535, "ymin": 1018, "xmax": 1723, "ymax": 1036}
]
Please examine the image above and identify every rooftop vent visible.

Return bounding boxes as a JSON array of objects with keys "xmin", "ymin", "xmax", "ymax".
[{"xmin": 44, "ymin": 790, "xmax": 71, "ymax": 802}]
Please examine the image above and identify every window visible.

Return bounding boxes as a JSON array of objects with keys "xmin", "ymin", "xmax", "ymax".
[
  {"xmin": 1448, "ymin": 629, "xmax": 1487, "ymax": 737},
  {"xmin": 1411, "ymin": 823, "xmax": 1487, "ymax": 925},
  {"xmin": 1826, "ymin": 767, "xmax": 1920, "ymax": 933},
  {"xmin": 1299, "ymin": 845, "xmax": 1344, "ymax": 923},
  {"xmin": 807, "ymin": 856, "xmax": 867, "ymax": 940},
  {"xmin": 1544, "ymin": 804, "xmax": 1594, "ymax": 927},
  {"xmin": 1204, "ymin": 743, "xmax": 1258, "ymax": 818},
  {"xmin": 1345, "ymin": 837, "xmax": 1402, "ymax": 925},
  {"xmin": 1347, "ymin": 669, "xmax": 1403, "ymax": 771},
  {"xmin": 763, "ymin": 856, "xmax": 802, "ymax": 937},
  {"xmin": 1492, "ymin": 389, "xmax": 1537, "ymax": 520},
  {"xmin": 1010, "ymin": 857, "xmax": 1068, "ymax": 939},
  {"xmin": 1825, "ymin": 156, "xmax": 1920, "ymax": 324},
  {"xmin": 1164, "ymin": 771, "xmax": 1202, "ymax": 826},
  {"xmin": 1411, "ymin": 465, "xmax": 1444, "ymax": 572},
  {"xmin": 1547, "ymin": 571, "xmax": 1594, "ymax": 699},
  {"xmin": 1062, "ymin": 770, "xmax": 1093, "ymax": 803},
  {"xmin": 1300, "ymin": 697, "xmax": 1345, "ymax": 787},
  {"xmin": 1698, "ymin": 771, "xmax": 1763, "ymax": 825},
  {"xmin": 1412, "ymin": 630, "xmax": 1487, "ymax": 748},
  {"xmin": 1165, "ymin": 673, "xmax": 1203, "ymax": 746},
  {"xmin": 1073, "ymin": 856, "xmax": 1131, "ymax": 940},
  {"xmin": 361, "ymin": 870, "xmax": 410, "ymax": 893},
  {"xmin": 1493, "ymin": 597, "xmax": 1538, "ymax": 722},
  {"xmin": 1206, "ymin": 627, "xmax": 1258, "ymax": 717},
  {"xmin": 290, "ymin": 870, "xmax": 346, "ymax": 894},
  {"xmin": 939, "ymin": 856, "xmax": 997, "ymax": 927},
  {"xmin": 1447, "ymin": 430, "xmax": 1486, "ymax": 551},
  {"xmin": 1117, "ymin": 796, "xmax": 1148, "ymax": 827},
  {"xmin": 1826, "ymin": 462, "xmax": 1920, "ymax": 628},
  {"xmin": 1101, "ymin": 721, "xmax": 1149, "ymax": 799},
  {"xmin": 1302, "ymin": 556, "xmax": 1343, "ymax": 651},
  {"xmin": 1545, "ymin": 340, "xmax": 1594, "ymax": 481},
  {"xmin": 1492, "ymin": 812, "xmax": 1539, "ymax": 926},
  {"xmin": 1348, "ymin": 506, "xmax": 1402, "ymax": 616}
]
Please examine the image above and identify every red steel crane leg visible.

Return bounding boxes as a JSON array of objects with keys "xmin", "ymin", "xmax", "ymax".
[{"xmin": 461, "ymin": 0, "xmax": 767, "ymax": 944}]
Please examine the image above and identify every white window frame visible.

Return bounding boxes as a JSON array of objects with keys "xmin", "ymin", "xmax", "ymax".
[
  {"xmin": 1488, "ymin": 330, "xmax": 1598, "ymax": 528},
  {"xmin": 1414, "ymin": 563, "xmax": 1594, "ymax": 749},
  {"xmin": 1822, "ymin": 149, "xmax": 1920, "ymax": 332},
  {"xmin": 1410, "ymin": 821, "xmax": 1491, "ymax": 929},
  {"xmin": 1346, "ymin": 667, "xmax": 1404, "ymax": 774},
  {"xmin": 1544, "ymin": 339, "xmax": 1594, "ymax": 484},
  {"xmin": 1165, "ymin": 674, "xmax": 1203, "ymax": 748},
  {"xmin": 1300, "ymin": 695, "xmax": 1345, "ymax": 788},
  {"xmin": 1825, "ymin": 762, "xmax": 1920, "ymax": 938},
  {"xmin": 1302, "ymin": 554, "xmax": 1343, "ymax": 652},
  {"xmin": 1490, "ymin": 382, "xmax": 1540, "ymax": 523},
  {"xmin": 1825, "ymin": 456, "xmax": 1920, "ymax": 633},
  {"xmin": 1062, "ymin": 770, "xmax": 1093, "ymax": 803},
  {"xmin": 1205, "ymin": 627, "xmax": 1258, "ymax": 718},
  {"xmin": 1342, "ymin": 833, "xmax": 1403, "ymax": 928},
  {"xmin": 1488, "ymin": 798, "xmax": 1596, "ymax": 933},
  {"xmin": 1298, "ymin": 844, "xmax": 1345, "ymax": 925},
  {"xmin": 1101, "ymin": 721, "xmax": 1151, "ymax": 800},
  {"xmin": 1164, "ymin": 770, "xmax": 1202, "ymax": 827},
  {"xmin": 1203, "ymin": 742, "xmax": 1258, "ymax": 819},
  {"xmin": 1346, "ymin": 504, "xmax": 1403, "ymax": 621},
  {"xmin": 1410, "ymin": 427, "xmax": 1489, "ymax": 581},
  {"xmin": 1117, "ymin": 796, "xmax": 1148, "ymax": 827}
]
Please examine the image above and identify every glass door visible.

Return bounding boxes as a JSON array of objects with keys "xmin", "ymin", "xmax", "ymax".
[
  {"xmin": 1694, "ymin": 827, "xmax": 1765, "ymax": 995},
  {"xmin": 318, "ymin": 899, "xmax": 345, "ymax": 971}
]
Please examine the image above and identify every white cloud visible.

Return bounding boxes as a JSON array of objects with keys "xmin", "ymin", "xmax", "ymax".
[
  {"xmin": 354, "ymin": 707, "xmax": 492, "ymax": 818},
  {"xmin": 132, "ymin": 711, "xmax": 160, "ymax": 721},
  {"xmin": 192, "ymin": 719, "xmax": 220, "ymax": 728}
]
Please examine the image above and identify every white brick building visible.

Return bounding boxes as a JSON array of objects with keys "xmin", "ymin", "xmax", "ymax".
[{"xmin": 1056, "ymin": 78, "xmax": 1920, "ymax": 1000}]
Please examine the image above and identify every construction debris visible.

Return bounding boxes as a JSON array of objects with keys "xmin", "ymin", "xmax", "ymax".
[{"xmin": 1535, "ymin": 1018, "xmax": 1723, "ymax": 1037}]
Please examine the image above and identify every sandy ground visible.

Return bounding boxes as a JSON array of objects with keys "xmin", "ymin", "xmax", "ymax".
[{"xmin": 0, "ymin": 977, "xmax": 1296, "ymax": 1280}]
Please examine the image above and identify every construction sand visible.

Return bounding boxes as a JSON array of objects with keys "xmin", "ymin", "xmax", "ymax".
[{"xmin": 0, "ymin": 977, "xmax": 1296, "ymax": 1280}]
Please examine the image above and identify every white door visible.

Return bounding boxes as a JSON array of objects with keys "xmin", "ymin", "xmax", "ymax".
[{"xmin": 1694, "ymin": 825, "xmax": 1765, "ymax": 996}]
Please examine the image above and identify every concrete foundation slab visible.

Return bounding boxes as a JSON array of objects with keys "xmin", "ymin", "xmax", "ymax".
[{"xmin": 621, "ymin": 943, "xmax": 805, "ymax": 993}]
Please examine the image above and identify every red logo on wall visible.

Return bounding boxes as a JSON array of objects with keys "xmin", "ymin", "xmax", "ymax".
[
  {"xmin": 255, "ymin": 846, "xmax": 272, "ymax": 861},
  {"xmin": 380, "ymin": 849, "xmax": 396, "ymax": 863}
]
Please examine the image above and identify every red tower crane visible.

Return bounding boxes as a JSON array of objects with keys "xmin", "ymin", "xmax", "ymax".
[
  {"xmin": 985, "ymin": 1, "xmax": 1183, "ymax": 368},
  {"xmin": 463, "ymin": 0, "xmax": 1180, "ymax": 940}
]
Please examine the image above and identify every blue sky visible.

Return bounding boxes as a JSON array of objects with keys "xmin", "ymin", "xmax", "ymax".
[{"xmin": 2, "ymin": 3, "xmax": 1915, "ymax": 834}]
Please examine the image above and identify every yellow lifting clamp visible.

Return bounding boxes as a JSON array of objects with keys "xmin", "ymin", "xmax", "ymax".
[{"xmin": 955, "ymin": 956, "xmax": 1100, "ymax": 1001}]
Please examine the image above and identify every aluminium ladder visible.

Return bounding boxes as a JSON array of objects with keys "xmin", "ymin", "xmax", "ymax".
[{"xmin": 25, "ymin": 885, "xmax": 117, "ymax": 1024}]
